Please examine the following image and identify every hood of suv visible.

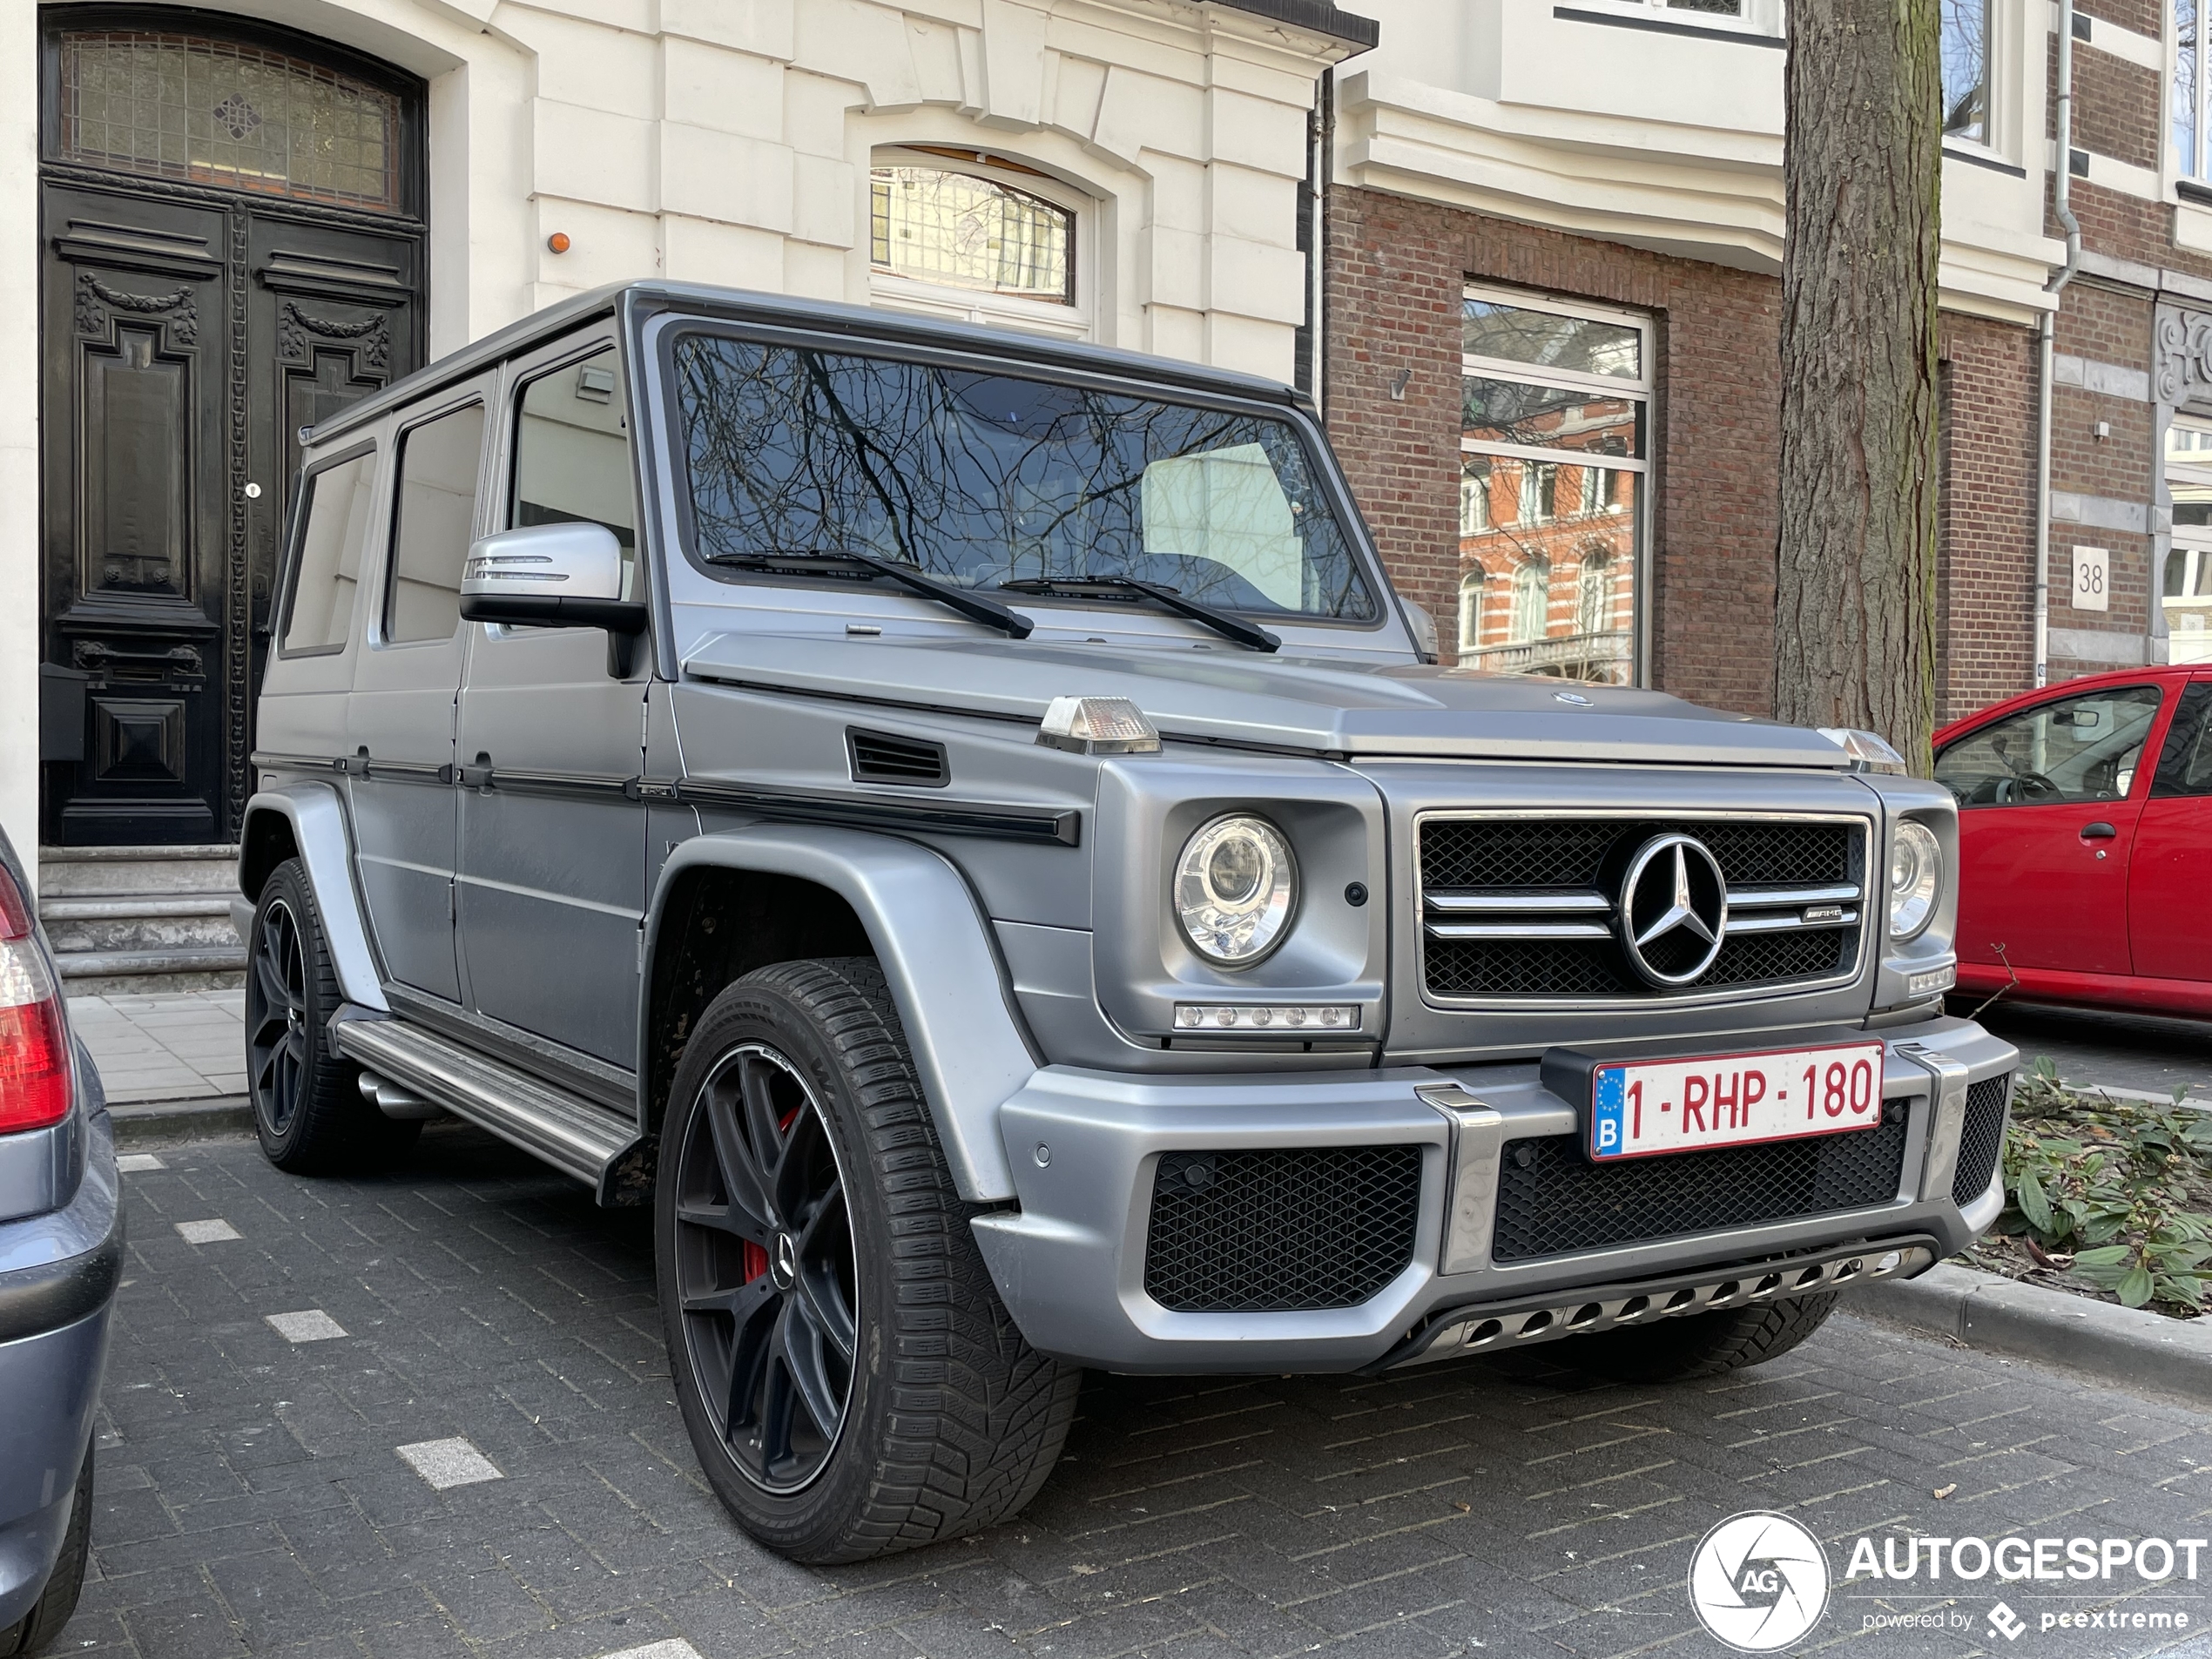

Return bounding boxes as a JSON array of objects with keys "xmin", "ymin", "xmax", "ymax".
[{"xmin": 683, "ymin": 632, "xmax": 1851, "ymax": 768}]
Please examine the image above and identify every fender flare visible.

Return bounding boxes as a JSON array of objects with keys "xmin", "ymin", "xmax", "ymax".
[
  {"xmin": 239, "ymin": 786, "xmax": 388, "ymax": 1013},
  {"xmin": 644, "ymin": 826, "xmax": 1042, "ymax": 1202}
]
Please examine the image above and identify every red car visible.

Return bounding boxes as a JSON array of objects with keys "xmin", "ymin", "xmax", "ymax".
[{"xmin": 1934, "ymin": 664, "xmax": 2212, "ymax": 1019}]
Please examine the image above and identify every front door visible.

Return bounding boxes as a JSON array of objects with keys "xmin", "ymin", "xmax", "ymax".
[
  {"xmin": 455, "ymin": 339, "xmax": 651, "ymax": 1067},
  {"xmin": 1934, "ymin": 682, "xmax": 2170, "ymax": 975},
  {"xmin": 37, "ymin": 14, "xmax": 424, "ymax": 846}
]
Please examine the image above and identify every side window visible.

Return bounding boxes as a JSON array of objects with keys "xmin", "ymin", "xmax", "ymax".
[
  {"xmin": 1935, "ymin": 685, "xmax": 2166, "ymax": 807},
  {"xmin": 281, "ymin": 448, "xmax": 378, "ymax": 654},
  {"xmin": 2152, "ymin": 682, "xmax": 2212, "ymax": 799},
  {"xmin": 513, "ymin": 347, "xmax": 636, "ymax": 597},
  {"xmin": 386, "ymin": 402, "xmax": 486, "ymax": 644}
]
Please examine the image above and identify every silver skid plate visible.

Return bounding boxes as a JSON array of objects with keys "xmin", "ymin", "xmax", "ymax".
[{"xmin": 1386, "ymin": 1238, "xmax": 1940, "ymax": 1368}]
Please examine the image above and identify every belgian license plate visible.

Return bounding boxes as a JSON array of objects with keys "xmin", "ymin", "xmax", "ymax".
[{"xmin": 1586, "ymin": 1041, "xmax": 1887, "ymax": 1161}]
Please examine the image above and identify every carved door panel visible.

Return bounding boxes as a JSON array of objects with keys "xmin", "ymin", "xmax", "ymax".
[
  {"xmin": 37, "ymin": 12, "xmax": 428, "ymax": 847},
  {"xmin": 247, "ymin": 215, "xmax": 421, "ymax": 742},
  {"xmin": 39, "ymin": 185, "xmax": 232, "ymax": 846}
]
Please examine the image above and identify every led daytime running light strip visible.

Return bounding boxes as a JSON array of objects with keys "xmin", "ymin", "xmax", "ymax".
[{"xmin": 1175, "ymin": 1004, "xmax": 1359, "ymax": 1031}]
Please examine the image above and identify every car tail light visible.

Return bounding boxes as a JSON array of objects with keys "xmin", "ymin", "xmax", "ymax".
[{"xmin": 0, "ymin": 867, "xmax": 71, "ymax": 1134}]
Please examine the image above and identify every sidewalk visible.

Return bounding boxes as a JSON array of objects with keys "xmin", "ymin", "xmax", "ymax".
[{"xmin": 68, "ymin": 989, "xmax": 246, "ymax": 1105}]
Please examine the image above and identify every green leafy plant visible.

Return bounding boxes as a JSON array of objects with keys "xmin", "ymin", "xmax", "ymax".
[{"xmin": 1998, "ymin": 1058, "xmax": 2212, "ymax": 1313}]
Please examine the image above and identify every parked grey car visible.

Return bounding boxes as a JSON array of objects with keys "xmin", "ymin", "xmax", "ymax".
[
  {"xmin": 0, "ymin": 829, "xmax": 119, "ymax": 1650},
  {"xmin": 239, "ymin": 280, "xmax": 2015, "ymax": 1562}
]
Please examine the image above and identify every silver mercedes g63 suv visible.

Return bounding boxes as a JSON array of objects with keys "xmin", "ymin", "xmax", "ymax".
[{"xmin": 239, "ymin": 280, "xmax": 2013, "ymax": 1562}]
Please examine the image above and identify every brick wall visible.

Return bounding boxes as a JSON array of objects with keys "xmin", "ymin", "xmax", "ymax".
[
  {"xmin": 1936, "ymin": 314, "xmax": 2039, "ymax": 721},
  {"xmin": 2075, "ymin": 0, "xmax": 2158, "ymax": 35},
  {"xmin": 2061, "ymin": 46, "xmax": 2161, "ymax": 172},
  {"xmin": 1325, "ymin": 185, "xmax": 1784, "ymax": 718}
]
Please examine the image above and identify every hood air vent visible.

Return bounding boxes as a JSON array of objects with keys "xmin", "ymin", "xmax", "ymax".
[{"xmin": 847, "ymin": 727, "xmax": 949, "ymax": 787}]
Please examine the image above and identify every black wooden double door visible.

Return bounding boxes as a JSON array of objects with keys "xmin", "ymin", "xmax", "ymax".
[{"xmin": 39, "ymin": 174, "xmax": 421, "ymax": 846}]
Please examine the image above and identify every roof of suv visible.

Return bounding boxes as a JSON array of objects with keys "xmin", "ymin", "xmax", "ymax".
[{"xmin": 304, "ymin": 280, "xmax": 1312, "ymax": 450}]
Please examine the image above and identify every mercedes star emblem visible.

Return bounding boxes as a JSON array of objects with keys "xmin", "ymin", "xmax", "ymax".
[
  {"xmin": 772, "ymin": 1231, "xmax": 798, "ymax": 1289},
  {"xmin": 1618, "ymin": 833, "xmax": 1729, "ymax": 987}
]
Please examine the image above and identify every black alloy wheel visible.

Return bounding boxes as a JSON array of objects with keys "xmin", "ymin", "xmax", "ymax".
[
  {"xmin": 671, "ymin": 1042, "xmax": 858, "ymax": 1493},
  {"xmin": 246, "ymin": 858, "xmax": 417, "ymax": 1175},
  {"xmin": 656, "ymin": 959, "xmax": 1079, "ymax": 1561},
  {"xmin": 247, "ymin": 897, "xmax": 309, "ymax": 1135}
]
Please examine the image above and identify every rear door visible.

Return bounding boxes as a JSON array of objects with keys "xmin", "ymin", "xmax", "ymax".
[
  {"xmin": 1934, "ymin": 682, "xmax": 2169, "ymax": 974},
  {"xmin": 2128, "ymin": 677, "xmax": 2212, "ymax": 982},
  {"xmin": 343, "ymin": 387, "xmax": 489, "ymax": 1002}
]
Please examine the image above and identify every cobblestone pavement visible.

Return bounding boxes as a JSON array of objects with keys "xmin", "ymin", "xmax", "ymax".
[{"xmin": 59, "ymin": 1122, "xmax": 2212, "ymax": 1659}]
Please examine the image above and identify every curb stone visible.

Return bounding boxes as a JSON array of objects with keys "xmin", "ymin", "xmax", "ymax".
[
  {"xmin": 107, "ymin": 1096, "xmax": 253, "ymax": 1145},
  {"xmin": 1845, "ymin": 1263, "xmax": 2212, "ymax": 1409}
]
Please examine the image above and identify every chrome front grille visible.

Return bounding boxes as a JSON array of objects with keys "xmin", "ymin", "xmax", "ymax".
[{"xmin": 1419, "ymin": 813, "xmax": 1871, "ymax": 1004}]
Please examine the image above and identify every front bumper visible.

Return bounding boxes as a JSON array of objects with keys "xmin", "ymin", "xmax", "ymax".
[{"xmin": 970, "ymin": 1017, "xmax": 2014, "ymax": 1372}]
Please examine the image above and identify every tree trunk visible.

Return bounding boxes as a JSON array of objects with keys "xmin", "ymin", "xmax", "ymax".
[{"xmin": 1775, "ymin": 0, "xmax": 1943, "ymax": 773}]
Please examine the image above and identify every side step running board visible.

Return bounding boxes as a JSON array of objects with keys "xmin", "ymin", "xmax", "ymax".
[{"xmin": 333, "ymin": 1015, "xmax": 638, "ymax": 1191}]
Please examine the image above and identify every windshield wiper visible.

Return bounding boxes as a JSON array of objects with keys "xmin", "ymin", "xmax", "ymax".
[
  {"xmin": 997, "ymin": 577, "xmax": 1279, "ymax": 653},
  {"xmin": 703, "ymin": 548, "xmax": 1033, "ymax": 639}
]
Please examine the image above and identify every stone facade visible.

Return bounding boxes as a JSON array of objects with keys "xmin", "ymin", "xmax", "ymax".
[{"xmin": 1, "ymin": 0, "xmax": 1371, "ymax": 861}]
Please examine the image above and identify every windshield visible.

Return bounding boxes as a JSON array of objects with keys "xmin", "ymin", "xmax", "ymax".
[{"xmin": 670, "ymin": 334, "xmax": 1378, "ymax": 621}]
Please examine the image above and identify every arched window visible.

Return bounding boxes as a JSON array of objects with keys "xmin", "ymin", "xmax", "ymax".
[
  {"xmin": 1457, "ymin": 567, "xmax": 1486, "ymax": 661},
  {"xmin": 1510, "ymin": 558, "xmax": 1549, "ymax": 643},
  {"xmin": 869, "ymin": 152, "xmax": 1075, "ymax": 305},
  {"xmin": 1577, "ymin": 550, "xmax": 1614, "ymax": 636},
  {"xmin": 56, "ymin": 28, "xmax": 406, "ymax": 212}
]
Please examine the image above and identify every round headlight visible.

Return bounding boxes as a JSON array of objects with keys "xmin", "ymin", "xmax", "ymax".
[
  {"xmin": 1889, "ymin": 819, "xmax": 1942, "ymax": 940},
  {"xmin": 1174, "ymin": 815, "xmax": 1297, "ymax": 966}
]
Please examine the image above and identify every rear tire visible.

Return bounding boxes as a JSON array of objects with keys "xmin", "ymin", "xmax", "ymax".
[
  {"xmin": 657, "ymin": 958, "xmax": 1078, "ymax": 1562},
  {"xmin": 4, "ymin": 1441, "xmax": 91, "ymax": 1656},
  {"xmin": 1570, "ymin": 1293, "xmax": 1838, "ymax": 1383},
  {"xmin": 246, "ymin": 859, "xmax": 419, "ymax": 1174}
]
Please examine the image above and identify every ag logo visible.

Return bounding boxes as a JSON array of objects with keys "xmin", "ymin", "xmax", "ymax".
[{"xmin": 1687, "ymin": 1511, "xmax": 1831, "ymax": 1652}]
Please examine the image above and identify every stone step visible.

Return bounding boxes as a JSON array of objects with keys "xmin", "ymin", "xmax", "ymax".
[
  {"xmin": 37, "ymin": 846, "xmax": 239, "ymax": 898},
  {"xmin": 40, "ymin": 894, "xmax": 242, "ymax": 956},
  {"xmin": 56, "ymin": 946, "xmax": 247, "ymax": 997}
]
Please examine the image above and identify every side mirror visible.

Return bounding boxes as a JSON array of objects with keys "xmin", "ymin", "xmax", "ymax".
[
  {"xmin": 460, "ymin": 522, "xmax": 648, "ymax": 675},
  {"xmin": 1401, "ymin": 597, "xmax": 1440, "ymax": 664}
]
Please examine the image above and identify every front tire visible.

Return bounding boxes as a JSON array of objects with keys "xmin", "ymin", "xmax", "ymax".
[
  {"xmin": 1570, "ymin": 1293, "xmax": 1839, "ymax": 1383},
  {"xmin": 246, "ymin": 859, "xmax": 418, "ymax": 1174},
  {"xmin": 657, "ymin": 958, "xmax": 1078, "ymax": 1562}
]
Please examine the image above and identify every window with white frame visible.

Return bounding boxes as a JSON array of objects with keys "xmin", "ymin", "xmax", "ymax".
[
  {"xmin": 867, "ymin": 147, "xmax": 1089, "ymax": 337},
  {"xmin": 1577, "ymin": 550, "xmax": 1615, "ymax": 636},
  {"xmin": 1458, "ymin": 285, "xmax": 1649, "ymax": 682},
  {"xmin": 1458, "ymin": 568, "xmax": 1486, "ymax": 657},
  {"xmin": 1568, "ymin": 1, "xmax": 1785, "ymax": 36},
  {"xmin": 2166, "ymin": 415, "xmax": 2212, "ymax": 662},
  {"xmin": 1940, "ymin": 0, "xmax": 1991, "ymax": 145},
  {"xmin": 2181, "ymin": 0, "xmax": 2209, "ymax": 180},
  {"xmin": 1510, "ymin": 558, "xmax": 1550, "ymax": 644},
  {"xmin": 1460, "ymin": 457, "xmax": 1492, "ymax": 535}
]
